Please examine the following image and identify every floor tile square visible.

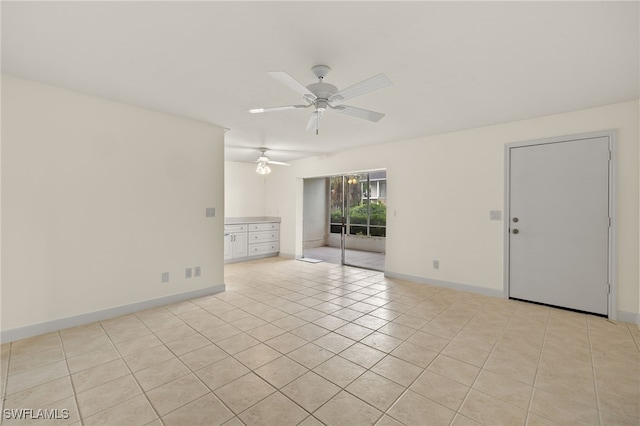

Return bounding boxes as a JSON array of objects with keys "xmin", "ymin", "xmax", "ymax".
[
  {"xmin": 271, "ymin": 317, "xmax": 309, "ymax": 333},
  {"xmin": 76, "ymin": 374, "xmax": 141, "ymax": 418},
  {"xmin": 162, "ymin": 393, "xmax": 233, "ymax": 426},
  {"xmin": 334, "ymin": 323, "xmax": 374, "ymax": 341},
  {"xmin": 346, "ymin": 371, "xmax": 405, "ymax": 411},
  {"xmin": 287, "ymin": 343, "xmax": 335, "ymax": 369},
  {"xmin": 216, "ymin": 333, "xmax": 260, "ymax": 355},
  {"xmin": 314, "ymin": 391, "xmax": 383, "ymax": 426},
  {"xmin": 291, "ymin": 323, "xmax": 330, "ymax": 341},
  {"xmin": 314, "ymin": 333, "xmax": 356, "ymax": 354},
  {"xmin": 83, "ymin": 394, "xmax": 157, "ymax": 426},
  {"xmin": 134, "ymin": 357, "xmax": 190, "ymax": 391},
  {"xmin": 410, "ymin": 371, "xmax": 469, "ymax": 410},
  {"xmin": 314, "ymin": 355, "xmax": 366, "ymax": 388},
  {"xmin": 360, "ymin": 331, "xmax": 403, "ymax": 353},
  {"xmin": 165, "ymin": 333, "xmax": 211, "ymax": 356},
  {"xmin": 234, "ymin": 343, "xmax": 281, "ymax": 370},
  {"xmin": 265, "ymin": 332, "xmax": 308, "ymax": 354},
  {"xmin": 71, "ymin": 358, "xmax": 130, "ymax": 393},
  {"xmin": 195, "ymin": 356, "xmax": 249, "ymax": 390},
  {"xmin": 179, "ymin": 344, "xmax": 228, "ymax": 371},
  {"xmin": 472, "ymin": 369, "xmax": 532, "ymax": 410},
  {"xmin": 460, "ymin": 389, "xmax": 528, "ymax": 426},
  {"xmin": 313, "ymin": 315, "xmax": 349, "ymax": 331},
  {"xmin": 339, "ymin": 342, "xmax": 386, "ymax": 369},
  {"xmin": 146, "ymin": 373, "xmax": 209, "ymax": 416},
  {"xmin": 200, "ymin": 323, "xmax": 242, "ymax": 342},
  {"xmin": 428, "ymin": 354, "xmax": 480, "ymax": 386},
  {"xmin": 391, "ymin": 341, "xmax": 438, "ymax": 368},
  {"xmin": 215, "ymin": 373, "xmax": 276, "ymax": 414},
  {"xmin": 387, "ymin": 390, "xmax": 455, "ymax": 426},
  {"xmin": 239, "ymin": 392, "xmax": 308, "ymax": 426},
  {"xmin": 353, "ymin": 314, "xmax": 389, "ymax": 329},
  {"xmin": 282, "ymin": 372, "xmax": 341, "ymax": 412},
  {"xmin": 255, "ymin": 356, "xmax": 309, "ymax": 388},
  {"xmin": 247, "ymin": 323, "xmax": 287, "ymax": 341},
  {"xmin": 371, "ymin": 355, "xmax": 423, "ymax": 387}
]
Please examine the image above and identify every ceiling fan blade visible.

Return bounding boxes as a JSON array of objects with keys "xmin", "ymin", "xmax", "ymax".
[
  {"xmin": 332, "ymin": 105, "xmax": 386, "ymax": 122},
  {"xmin": 268, "ymin": 71, "xmax": 317, "ymax": 102},
  {"xmin": 248, "ymin": 104, "xmax": 309, "ymax": 114},
  {"xmin": 306, "ymin": 110, "xmax": 323, "ymax": 134},
  {"xmin": 268, "ymin": 161, "xmax": 291, "ymax": 166},
  {"xmin": 328, "ymin": 74, "xmax": 392, "ymax": 104}
]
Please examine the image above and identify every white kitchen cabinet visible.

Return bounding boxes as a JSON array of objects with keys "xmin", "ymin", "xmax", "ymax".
[
  {"xmin": 224, "ymin": 218, "xmax": 280, "ymax": 263},
  {"xmin": 224, "ymin": 224, "xmax": 248, "ymax": 260}
]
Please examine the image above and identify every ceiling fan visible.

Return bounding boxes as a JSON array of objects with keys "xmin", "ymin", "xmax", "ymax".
[
  {"xmin": 254, "ymin": 148, "xmax": 290, "ymax": 175},
  {"xmin": 248, "ymin": 65, "xmax": 392, "ymax": 134}
]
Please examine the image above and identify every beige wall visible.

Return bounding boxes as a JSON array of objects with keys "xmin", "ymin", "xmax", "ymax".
[
  {"xmin": 264, "ymin": 101, "xmax": 639, "ymax": 321},
  {"xmin": 224, "ymin": 161, "xmax": 267, "ymax": 218},
  {"xmin": 1, "ymin": 76, "xmax": 226, "ymax": 337}
]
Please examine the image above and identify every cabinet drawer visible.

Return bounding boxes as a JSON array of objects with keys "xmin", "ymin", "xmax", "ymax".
[
  {"xmin": 249, "ymin": 230, "xmax": 278, "ymax": 243},
  {"xmin": 249, "ymin": 222, "xmax": 280, "ymax": 231},
  {"xmin": 225, "ymin": 224, "xmax": 247, "ymax": 232},
  {"xmin": 249, "ymin": 242, "xmax": 279, "ymax": 256}
]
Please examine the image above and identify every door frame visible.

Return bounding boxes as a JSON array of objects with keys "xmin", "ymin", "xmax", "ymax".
[{"xmin": 503, "ymin": 130, "xmax": 617, "ymax": 319}]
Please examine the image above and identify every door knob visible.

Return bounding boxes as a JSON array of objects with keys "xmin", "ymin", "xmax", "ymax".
[
  {"xmin": 512, "ymin": 217, "xmax": 519, "ymax": 223},
  {"xmin": 512, "ymin": 229, "xmax": 519, "ymax": 234}
]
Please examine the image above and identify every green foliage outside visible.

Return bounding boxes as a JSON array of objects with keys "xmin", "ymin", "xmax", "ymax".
[
  {"xmin": 330, "ymin": 202, "xmax": 386, "ymax": 229},
  {"xmin": 349, "ymin": 202, "xmax": 386, "ymax": 225}
]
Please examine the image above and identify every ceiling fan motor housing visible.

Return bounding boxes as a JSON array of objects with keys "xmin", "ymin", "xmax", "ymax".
[
  {"xmin": 306, "ymin": 82, "xmax": 338, "ymax": 105},
  {"xmin": 311, "ymin": 64, "xmax": 331, "ymax": 80}
]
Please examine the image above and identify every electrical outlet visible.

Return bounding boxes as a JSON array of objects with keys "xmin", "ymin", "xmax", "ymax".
[
  {"xmin": 433, "ymin": 260, "xmax": 439, "ymax": 270},
  {"xmin": 161, "ymin": 272, "xmax": 169, "ymax": 283},
  {"xmin": 194, "ymin": 266, "xmax": 201, "ymax": 277},
  {"xmin": 206, "ymin": 208, "xmax": 216, "ymax": 218},
  {"xmin": 185, "ymin": 268, "xmax": 192, "ymax": 278}
]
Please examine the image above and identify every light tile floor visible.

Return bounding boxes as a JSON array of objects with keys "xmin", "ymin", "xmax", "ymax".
[
  {"xmin": 303, "ymin": 246, "xmax": 385, "ymax": 271},
  {"xmin": 1, "ymin": 257, "xmax": 639, "ymax": 425}
]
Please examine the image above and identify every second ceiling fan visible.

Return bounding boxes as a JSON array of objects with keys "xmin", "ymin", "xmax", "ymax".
[{"xmin": 249, "ymin": 65, "xmax": 392, "ymax": 134}]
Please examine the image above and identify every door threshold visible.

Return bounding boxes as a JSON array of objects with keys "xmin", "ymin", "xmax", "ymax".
[{"xmin": 509, "ymin": 297, "xmax": 607, "ymax": 318}]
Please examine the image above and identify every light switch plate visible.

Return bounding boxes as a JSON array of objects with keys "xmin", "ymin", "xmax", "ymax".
[
  {"xmin": 490, "ymin": 210, "xmax": 502, "ymax": 221},
  {"xmin": 206, "ymin": 208, "xmax": 216, "ymax": 218}
]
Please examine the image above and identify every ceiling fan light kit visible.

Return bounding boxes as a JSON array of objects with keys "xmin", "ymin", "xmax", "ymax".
[
  {"xmin": 255, "ymin": 162, "xmax": 271, "ymax": 175},
  {"xmin": 248, "ymin": 65, "xmax": 392, "ymax": 134},
  {"xmin": 252, "ymin": 148, "xmax": 290, "ymax": 174}
]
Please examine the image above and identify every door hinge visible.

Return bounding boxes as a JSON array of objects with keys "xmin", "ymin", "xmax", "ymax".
[
  {"xmin": 607, "ymin": 283, "xmax": 611, "ymax": 294},
  {"xmin": 608, "ymin": 150, "xmax": 612, "ymax": 161},
  {"xmin": 608, "ymin": 217, "xmax": 612, "ymax": 227}
]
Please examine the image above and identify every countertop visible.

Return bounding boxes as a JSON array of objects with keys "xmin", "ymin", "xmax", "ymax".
[{"xmin": 225, "ymin": 216, "xmax": 281, "ymax": 225}]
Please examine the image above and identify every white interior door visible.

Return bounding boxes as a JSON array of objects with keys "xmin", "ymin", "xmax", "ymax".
[{"xmin": 508, "ymin": 136, "xmax": 610, "ymax": 315}]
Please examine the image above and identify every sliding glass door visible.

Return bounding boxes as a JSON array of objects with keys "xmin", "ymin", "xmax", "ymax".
[{"xmin": 329, "ymin": 171, "xmax": 386, "ymax": 270}]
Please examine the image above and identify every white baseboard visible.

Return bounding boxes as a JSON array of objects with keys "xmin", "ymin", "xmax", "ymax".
[
  {"xmin": 0, "ymin": 284, "xmax": 226, "ymax": 343},
  {"xmin": 385, "ymin": 271, "xmax": 640, "ymax": 325},
  {"xmin": 384, "ymin": 270, "xmax": 505, "ymax": 298},
  {"xmin": 617, "ymin": 310, "xmax": 640, "ymax": 325}
]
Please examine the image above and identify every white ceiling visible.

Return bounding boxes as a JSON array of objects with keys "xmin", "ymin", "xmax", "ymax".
[{"xmin": 2, "ymin": 1, "xmax": 638, "ymax": 163}]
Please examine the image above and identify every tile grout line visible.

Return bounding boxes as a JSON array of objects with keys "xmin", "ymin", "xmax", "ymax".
[
  {"xmin": 586, "ymin": 315, "xmax": 603, "ymax": 426},
  {"xmin": 58, "ymin": 331, "xmax": 86, "ymax": 426},
  {"xmin": 0, "ymin": 342, "xmax": 13, "ymax": 424},
  {"xmin": 523, "ymin": 304, "xmax": 551, "ymax": 426},
  {"xmin": 98, "ymin": 318, "xmax": 167, "ymax": 426},
  {"xmin": 439, "ymin": 296, "xmax": 519, "ymax": 425}
]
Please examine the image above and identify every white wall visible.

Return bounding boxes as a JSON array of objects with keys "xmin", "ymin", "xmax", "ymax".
[
  {"xmin": 303, "ymin": 177, "xmax": 328, "ymax": 248},
  {"xmin": 265, "ymin": 101, "xmax": 639, "ymax": 320},
  {"xmin": 224, "ymin": 161, "xmax": 267, "ymax": 218},
  {"xmin": 1, "ymin": 76, "xmax": 226, "ymax": 338}
]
